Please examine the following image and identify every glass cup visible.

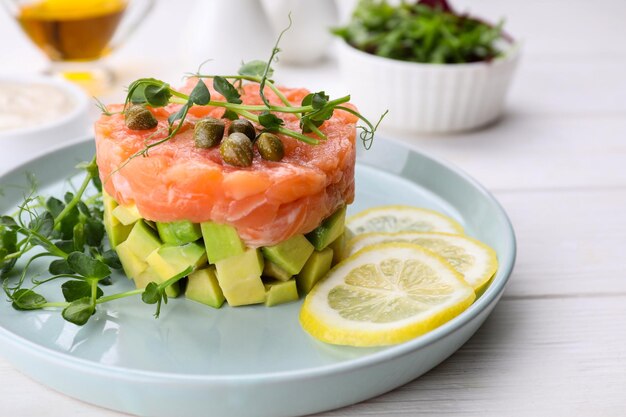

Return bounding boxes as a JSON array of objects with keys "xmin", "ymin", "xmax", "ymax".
[{"xmin": 1, "ymin": 0, "xmax": 154, "ymax": 93}]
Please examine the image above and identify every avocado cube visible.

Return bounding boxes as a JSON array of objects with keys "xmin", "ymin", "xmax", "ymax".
[
  {"xmin": 215, "ymin": 248, "xmax": 265, "ymax": 306},
  {"xmin": 186, "ymin": 267, "xmax": 225, "ymax": 309},
  {"xmin": 112, "ymin": 204, "xmax": 142, "ymax": 226},
  {"xmin": 145, "ymin": 242, "xmax": 207, "ymax": 282},
  {"xmin": 264, "ymin": 279, "xmax": 299, "ymax": 307},
  {"xmin": 125, "ymin": 221, "xmax": 162, "ymax": 260},
  {"xmin": 103, "ymin": 192, "xmax": 132, "ymax": 249},
  {"xmin": 262, "ymin": 261, "xmax": 292, "ymax": 282},
  {"xmin": 261, "ymin": 234, "xmax": 314, "ymax": 275},
  {"xmin": 134, "ymin": 266, "xmax": 180, "ymax": 298},
  {"xmin": 116, "ymin": 240, "xmax": 148, "ymax": 279},
  {"xmin": 157, "ymin": 221, "xmax": 203, "ymax": 245},
  {"xmin": 297, "ymin": 248, "xmax": 333, "ymax": 295},
  {"xmin": 328, "ymin": 232, "xmax": 346, "ymax": 266},
  {"xmin": 201, "ymin": 222, "xmax": 246, "ymax": 264},
  {"xmin": 305, "ymin": 206, "xmax": 346, "ymax": 251}
]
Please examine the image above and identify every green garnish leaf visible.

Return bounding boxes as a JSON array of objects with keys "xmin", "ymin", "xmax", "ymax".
[
  {"xmin": 189, "ymin": 79, "xmax": 211, "ymax": 105},
  {"xmin": 72, "ymin": 223, "xmax": 85, "ymax": 252},
  {"xmin": 222, "ymin": 109, "xmax": 239, "ymax": 120},
  {"xmin": 67, "ymin": 252, "xmax": 111, "ymax": 280},
  {"xmin": 168, "ymin": 102, "xmax": 190, "ymax": 126},
  {"xmin": 302, "ymin": 92, "xmax": 329, "ymax": 110},
  {"xmin": 127, "ymin": 78, "xmax": 172, "ymax": 107},
  {"xmin": 0, "ymin": 226, "xmax": 17, "ymax": 253},
  {"xmin": 62, "ymin": 297, "xmax": 95, "ymax": 325},
  {"xmin": 46, "ymin": 197, "xmax": 65, "ymax": 218},
  {"xmin": 77, "ymin": 200, "xmax": 91, "ymax": 217},
  {"xmin": 84, "ymin": 217, "xmax": 105, "ymax": 247},
  {"xmin": 238, "ymin": 60, "xmax": 273, "ymax": 79},
  {"xmin": 49, "ymin": 259, "xmax": 73, "ymax": 275},
  {"xmin": 144, "ymin": 83, "xmax": 172, "ymax": 107},
  {"xmin": 62, "ymin": 280, "xmax": 103, "ymax": 302},
  {"xmin": 213, "ymin": 76, "xmax": 242, "ymax": 104},
  {"xmin": 91, "ymin": 174, "xmax": 102, "ymax": 192},
  {"xmin": 101, "ymin": 249, "xmax": 122, "ymax": 270},
  {"xmin": 55, "ymin": 240, "xmax": 74, "ymax": 253},
  {"xmin": 0, "ymin": 216, "xmax": 17, "ymax": 228},
  {"xmin": 28, "ymin": 211, "xmax": 54, "ymax": 238},
  {"xmin": 141, "ymin": 282, "xmax": 160, "ymax": 304},
  {"xmin": 12, "ymin": 289, "xmax": 47, "ymax": 310},
  {"xmin": 258, "ymin": 111, "xmax": 284, "ymax": 131}
]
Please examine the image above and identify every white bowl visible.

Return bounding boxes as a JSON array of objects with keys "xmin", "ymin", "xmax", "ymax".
[
  {"xmin": 336, "ymin": 40, "xmax": 520, "ymax": 133},
  {"xmin": 0, "ymin": 75, "xmax": 91, "ymax": 171}
]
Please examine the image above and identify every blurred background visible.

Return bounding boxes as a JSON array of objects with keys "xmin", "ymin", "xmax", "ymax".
[{"xmin": 2, "ymin": 0, "xmax": 625, "ymax": 188}]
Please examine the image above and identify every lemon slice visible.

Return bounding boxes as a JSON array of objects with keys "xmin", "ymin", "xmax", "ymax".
[
  {"xmin": 346, "ymin": 232, "xmax": 498, "ymax": 294},
  {"xmin": 300, "ymin": 243, "xmax": 475, "ymax": 346},
  {"xmin": 346, "ymin": 205, "xmax": 464, "ymax": 236}
]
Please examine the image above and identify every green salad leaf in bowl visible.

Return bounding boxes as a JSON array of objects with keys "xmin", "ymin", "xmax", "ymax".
[{"xmin": 333, "ymin": 0, "xmax": 506, "ymax": 64}]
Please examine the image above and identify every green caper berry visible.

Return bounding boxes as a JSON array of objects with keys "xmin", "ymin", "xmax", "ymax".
[
  {"xmin": 227, "ymin": 118, "xmax": 256, "ymax": 140},
  {"xmin": 220, "ymin": 132, "xmax": 253, "ymax": 167},
  {"xmin": 125, "ymin": 105, "xmax": 158, "ymax": 130},
  {"xmin": 256, "ymin": 132, "xmax": 284, "ymax": 162},
  {"xmin": 194, "ymin": 117, "xmax": 225, "ymax": 148}
]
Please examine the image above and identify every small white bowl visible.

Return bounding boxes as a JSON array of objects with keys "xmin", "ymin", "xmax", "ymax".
[
  {"xmin": 0, "ymin": 75, "xmax": 91, "ymax": 170},
  {"xmin": 337, "ymin": 40, "xmax": 520, "ymax": 133}
]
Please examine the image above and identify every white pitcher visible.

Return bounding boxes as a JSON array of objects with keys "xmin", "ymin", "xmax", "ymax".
[
  {"xmin": 260, "ymin": 0, "xmax": 338, "ymax": 64},
  {"xmin": 182, "ymin": 0, "xmax": 275, "ymax": 74}
]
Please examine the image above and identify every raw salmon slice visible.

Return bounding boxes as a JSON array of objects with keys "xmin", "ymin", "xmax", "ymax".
[{"xmin": 95, "ymin": 82, "xmax": 357, "ymax": 247}]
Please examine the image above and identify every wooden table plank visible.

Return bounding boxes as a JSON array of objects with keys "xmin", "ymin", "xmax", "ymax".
[
  {"xmin": 318, "ymin": 296, "xmax": 626, "ymax": 417},
  {"xmin": 386, "ymin": 115, "xmax": 626, "ymax": 191},
  {"xmin": 495, "ymin": 188, "xmax": 626, "ymax": 297}
]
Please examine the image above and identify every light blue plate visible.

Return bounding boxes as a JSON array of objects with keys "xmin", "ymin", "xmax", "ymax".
[{"xmin": 0, "ymin": 138, "xmax": 515, "ymax": 417}]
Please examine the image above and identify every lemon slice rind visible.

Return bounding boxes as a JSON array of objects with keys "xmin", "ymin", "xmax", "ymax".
[
  {"xmin": 346, "ymin": 232, "xmax": 498, "ymax": 294},
  {"xmin": 300, "ymin": 243, "xmax": 475, "ymax": 346},
  {"xmin": 346, "ymin": 205, "xmax": 464, "ymax": 236}
]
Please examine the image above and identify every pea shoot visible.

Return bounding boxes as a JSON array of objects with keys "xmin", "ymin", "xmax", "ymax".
[
  {"xmin": 0, "ymin": 161, "xmax": 189, "ymax": 325},
  {"xmin": 105, "ymin": 16, "xmax": 386, "ymax": 175}
]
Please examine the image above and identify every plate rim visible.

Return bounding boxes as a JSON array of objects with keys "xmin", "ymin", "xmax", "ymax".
[{"xmin": 0, "ymin": 137, "xmax": 516, "ymax": 384}]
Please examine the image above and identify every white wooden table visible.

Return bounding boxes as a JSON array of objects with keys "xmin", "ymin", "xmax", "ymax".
[{"xmin": 2, "ymin": 1, "xmax": 626, "ymax": 416}]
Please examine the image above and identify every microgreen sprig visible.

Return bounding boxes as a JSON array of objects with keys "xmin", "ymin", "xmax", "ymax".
[
  {"xmin": 106, "ymin": 17, "xmax": 385, "ymax": 175},
  {"xmin": 0, "ymin": 162, "xmax": 191, "ymax": 325}
]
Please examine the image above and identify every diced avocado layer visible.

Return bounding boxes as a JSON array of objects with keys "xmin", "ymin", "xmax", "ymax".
[
  {"xmin": 328, "ymin": 232, "xmax": 346, "ymax": 266},
  {"xmin": 157, "ymin": 221, "xmax": 203, "ymax": 245},
  {"xmin": 116, "ymin": 240, "xmax": 148, "ymax": 279},
  {"xmin": 264, "ymin": 279, "xmax": 299, "ymax": 307},
  {"xmin": 262, "ymin": 261, "xmax": 292, "ymax": 282},
  {"xmin": 306, "ymin": 206, "xmax": 346, "ymax": 251},
  {"xmin": 201, "ymin": 222, "xmax": 246, "ymax": 263},
  {"xmin": 112, "ymin": 204, "xmax": 142, "ymax": 226},
  {"xmin": 105, "ymin": 195, "xmax": 349, "ymax": 309},
  {"xmin": 103, "ymin": 192, "xmax": 132, "ymax": 249},
  {"xmin": 146, "ymin": 242, "xmax": 207, "ymax": 281},
  {"xmin": 125, "ymin": 221, "xmax": 162, "ymax": 260},
  {"xmin": 261, "ymin": 234, "xmax": 314, "ymax": 275},
  {"xmin": 134, "ymin": 265, "xmax": 180, "ymax": 298},
  {"xmin": 215, "ymin": 248, "xmax": 265, "ymax": 306},
  {"xmin": 186, "ymin": 267, "xmax": 225, "ymax": 308},
  {"xmin": 297, "ymin": 248, "xmax": 333, "ymax": 295}
]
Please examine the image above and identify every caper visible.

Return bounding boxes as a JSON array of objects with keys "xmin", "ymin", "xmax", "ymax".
[
  {"xmin": 125, "ymin": 105, "xmax": 158, "ymax": 130},
  {"xmin": 227, "ymin": 118, "xmax": 256, "ymax": 140},
  {"xmin": 194, "ymin": 117, "xmax": 225, "ymax": 148},
  {"xmin": 220, "ymin": 132, "xmax": 253, "ymax": 167},
  {"xmin": 255, "ymin": 132, "xmax": 284, "ymax": 162}
]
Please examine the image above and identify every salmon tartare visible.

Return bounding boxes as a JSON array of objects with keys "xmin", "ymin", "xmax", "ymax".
[{"xmin": 96, "ymin": 78, "xmax": 359, "ymax": 307}]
